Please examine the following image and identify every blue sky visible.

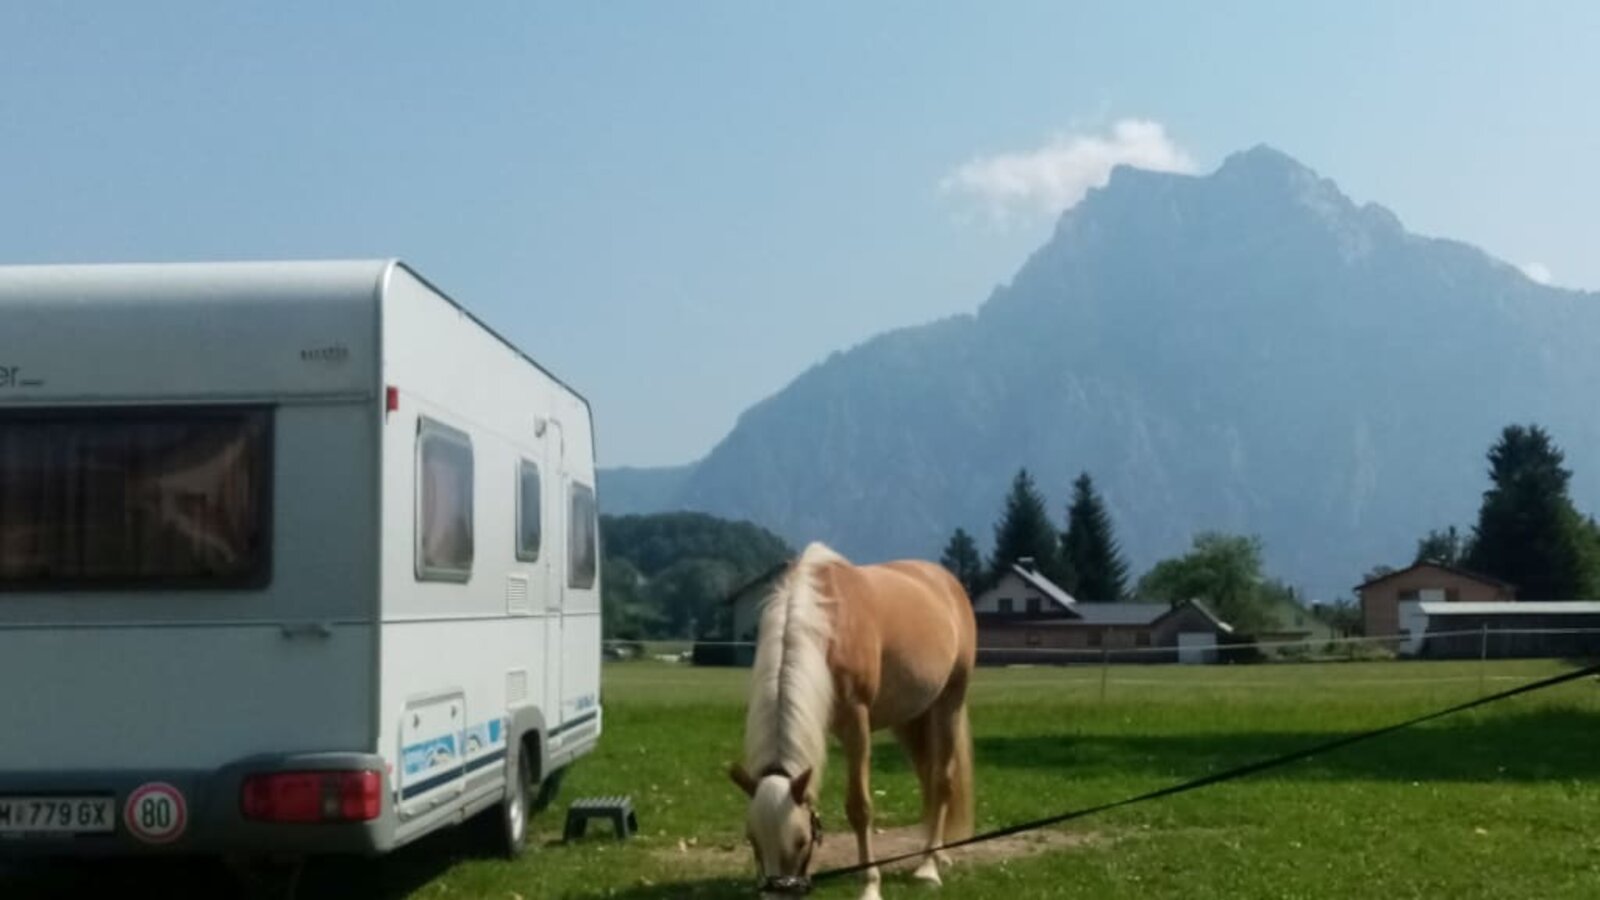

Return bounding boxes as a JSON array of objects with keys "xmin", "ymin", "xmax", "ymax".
[{"xmin": 3, "ymin": 3, "xmax": 1596, "ymax": 466}]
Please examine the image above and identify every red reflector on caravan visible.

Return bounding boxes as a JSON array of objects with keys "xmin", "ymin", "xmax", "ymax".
[
  {"xmin": 339, "ymin": 771, "xmax": 383, "ymax": 821},
  {"xmin": 386, "ymin": 385, "xmax": 400, "ymax": 413},
  {"xmin": 241, "ymin": 771, "xmax": 382, "ymax": 823}
]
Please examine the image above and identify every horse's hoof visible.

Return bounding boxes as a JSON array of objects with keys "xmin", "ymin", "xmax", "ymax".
[
  {"xmin": 912, "ymin": 858, "xmax": 943, "ymax": 887},
  {"xmin": 858, "ymin": 884, "xmax": 884, "ymax": 900}
]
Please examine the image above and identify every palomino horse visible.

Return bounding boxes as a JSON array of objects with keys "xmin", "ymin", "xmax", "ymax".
[{"xmin": 729, "ymin": 542, "xmax": 977, "ymax": 899}]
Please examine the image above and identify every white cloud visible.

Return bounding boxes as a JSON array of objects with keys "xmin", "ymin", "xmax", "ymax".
[
  {"xmin": 940, "ymin": 119, "xmax": 1197, "ymax": 223},
  {"xmin": 1521, "ymin": 262, "xmax": 1553, "ymax": 285}
]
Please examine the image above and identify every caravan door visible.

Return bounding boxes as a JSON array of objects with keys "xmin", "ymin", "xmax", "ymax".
[{"xmin": 542, "ymin": 425, "xmax": 565, "ymax": 736}]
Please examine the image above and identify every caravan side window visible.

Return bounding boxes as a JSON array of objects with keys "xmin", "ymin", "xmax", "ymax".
[
  {"xmin": 567, "ymin": 482, "xmax": 597, "ymax": 589},
  {"xmin": 516, "ymin": 459, "xmax": 541, "ymax": 562},
  {"xmin": 416, "ymin": 418, "xmax": 474, "ymax": 582}
]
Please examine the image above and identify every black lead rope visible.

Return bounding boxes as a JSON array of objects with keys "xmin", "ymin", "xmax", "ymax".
[{"xmin": 809, "ymin": 660, "xmax": 1600, "ymax": 886}]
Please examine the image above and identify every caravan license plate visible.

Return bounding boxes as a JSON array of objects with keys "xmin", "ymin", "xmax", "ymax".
[{"xmin": 0, "ymin": 796, "xmax": 115, "ymax": 834}]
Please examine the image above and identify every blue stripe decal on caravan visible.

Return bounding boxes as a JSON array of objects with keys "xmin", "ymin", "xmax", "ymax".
[
  {"xmin": 549, "ymin": 710, "xmax": 598, "ymax": 738},
  {"xmin": 398, "ymin": 718, "xmax": 512, "ymax": 800},
  {"xmin": 465, "ymin": 748, "xmax": 507, "ymax": 774},
  {"xmin": 399, "ymin": 749, "xmax": 508, "ymax": 800},
  {"xmin": 399, "ymin": 768, "xmax": 460, "ymax": 800}
]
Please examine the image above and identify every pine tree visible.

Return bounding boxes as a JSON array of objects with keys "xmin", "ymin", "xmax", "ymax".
[
  {"xmin": 938, "ymin": 528, "xmax": 984, "ymax": 599},
  {"xmin": 1465, "ymin": 424, "xmax": 1598, "ymax": 599},
  {"xmin": 987, "ymin": 468, "xmax": 1062, "ymax": 586},
  {"xmin": 1059, "ymin": 472, "xmax": 1130, "ymax": 602}
]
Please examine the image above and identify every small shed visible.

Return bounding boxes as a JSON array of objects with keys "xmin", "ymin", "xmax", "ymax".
[
  {"xmin": 694, "ymin": 561, "xmax": 790, "ymax": 667},
  {"xmin": 1151, "ymin": 600, "xmax": 1235, "ymax": 664},
  {"xmin": 1401, "ymin": 601, "xmax": 1600, "ymax": 659}
]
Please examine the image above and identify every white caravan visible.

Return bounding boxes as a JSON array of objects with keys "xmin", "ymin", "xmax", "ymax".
[{"xmin": 0, "ymin": 260, "xmax": 601, "ymax": 858}]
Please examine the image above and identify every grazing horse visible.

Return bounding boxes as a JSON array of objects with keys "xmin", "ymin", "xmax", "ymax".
[{"xmin": 729, "ymin": 542, "xmax": 976, "ymax": 899}]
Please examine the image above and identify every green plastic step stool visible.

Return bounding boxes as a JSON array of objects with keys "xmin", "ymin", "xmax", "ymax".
[{"xmin": 563, "ymin": 795, "xmax": 638, "ymax": 842}]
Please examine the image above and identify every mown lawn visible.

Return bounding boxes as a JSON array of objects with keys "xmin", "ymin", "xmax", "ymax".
[{"xmin": 10, "ymin": 659, "xmax": 1600, "ymax": 898}]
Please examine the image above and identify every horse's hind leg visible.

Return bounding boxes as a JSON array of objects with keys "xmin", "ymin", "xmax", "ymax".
[
  {"xmin": 892, "ymin": 718, "xmax": 934, "ymax": 814},
  {"xmin": 841, "ymin": 702, "xmax": 881, "ymax": 900},
  {"xmin": 918, "ymin": 680, "xmax": 976, "ymax": 883},
  {"xmin": 890, "ymin": 712, "xmax": 950, "ymax": 886},
  {"xmin": 912, "ymin": 706, "xmax": 954, "ymax": 886}
]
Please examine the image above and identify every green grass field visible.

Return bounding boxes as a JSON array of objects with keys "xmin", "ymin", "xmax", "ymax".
[{"xmin": 11, "ymin": 659, "xmax": 1600, "ymax": 898}]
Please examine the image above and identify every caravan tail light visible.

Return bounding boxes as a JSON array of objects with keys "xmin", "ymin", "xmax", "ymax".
[
  {"xmin": 241, "ymin": 770, "xmax": 382, "ymax": 823},
  {"xmin": 386, "ymin": 385, "xmax": 400, "ymax": 414}
]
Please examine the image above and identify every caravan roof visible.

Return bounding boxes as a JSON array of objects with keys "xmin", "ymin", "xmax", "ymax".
[{"xmin": 0, "ymin": 259, "xmax": 590, "ymax": 408}]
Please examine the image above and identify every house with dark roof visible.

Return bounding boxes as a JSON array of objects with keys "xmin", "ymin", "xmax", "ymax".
[
  {"xmin": 1355, "ymin": 561, "xmax": 1515, "ymax": 642},
  {"xmin": 972, "ymin": 559, "xmax": 1234, "ymax": 664}
]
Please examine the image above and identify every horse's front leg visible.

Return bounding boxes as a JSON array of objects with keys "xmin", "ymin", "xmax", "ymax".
[{"xmin": 840, "ymin": 701, "xmax": 880, "ymax": 900}]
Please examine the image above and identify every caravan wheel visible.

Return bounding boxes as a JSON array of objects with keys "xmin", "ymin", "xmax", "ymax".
[{"xmin": 478, "ymin": 744, "xmax": 535, "ymax": 859}]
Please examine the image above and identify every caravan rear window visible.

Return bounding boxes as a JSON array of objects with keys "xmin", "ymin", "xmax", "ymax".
[
  {"xmin": 0, "ymin": 406, "xmax": 272, "ymax": 589},
  {"xmin": 416, "ymin": 418, "xmax": 474, "ymax": 581}
]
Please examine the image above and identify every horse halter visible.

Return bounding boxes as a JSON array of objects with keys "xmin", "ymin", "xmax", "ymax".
[
  {"xmin": 759, "ymin": 875, "xmax": 812, "ymax": 896},
  {"xmin": 756, "ymin": 805, "xmax": 824, "ymax": 896}
]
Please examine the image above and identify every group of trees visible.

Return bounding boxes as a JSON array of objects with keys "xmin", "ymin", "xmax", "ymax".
[
  {"xmin": 1135, "ymin": 532, "xmax": 1300, "ymax": 635},
  {"xmin": 600, "ymin": 512, "xmax": 792, "ymax": 640},
  {"xmin": 1411, "ymin": 424, "xmax": 1600, "ymax": 600},
  {"xmin": 940, "ymin": 469, "xmax": 1130, "ymax": 602}
]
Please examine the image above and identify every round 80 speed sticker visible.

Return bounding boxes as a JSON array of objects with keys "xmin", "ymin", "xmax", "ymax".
[{"xmin": 124, "ymin": 782, "xmax": 187, "ymax": 844}]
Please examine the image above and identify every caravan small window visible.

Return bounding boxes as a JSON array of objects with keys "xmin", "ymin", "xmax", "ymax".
[
  {"xmin": 0, "ymin": 406, "xmax": 271, "ymax": 589},
  {"xmin": 516, "ymin": 460, "xmax": 541, "ymax": 562},
  {"xmin": 416, "ymin": 418, "xmax": 474, "ymax": 582},
  {"xmin": 567, "ymin": 482, "xmax": 597, "ymax": 589}
]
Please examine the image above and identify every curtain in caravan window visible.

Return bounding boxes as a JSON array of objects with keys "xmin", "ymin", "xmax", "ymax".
[
  {"xmin": 0, "ymin": 407, "xmax": 270, "ymax": 589},
  {"xmin": 567, "ymin": 482, "xmax": 597, "ymax": 589},
  {"xmin": 417, "ymin": 421, "xmax": 474, "ymax": 580}
]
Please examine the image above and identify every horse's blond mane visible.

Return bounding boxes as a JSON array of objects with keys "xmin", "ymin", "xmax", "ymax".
[{"xmin": 742, "ymin": 541, "xmax": 843, "ymax": 792}]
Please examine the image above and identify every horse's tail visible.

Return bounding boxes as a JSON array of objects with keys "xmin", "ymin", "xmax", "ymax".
[{"xmin": 946, "ymin": 702, "xmax": 975, "ymax": 841}]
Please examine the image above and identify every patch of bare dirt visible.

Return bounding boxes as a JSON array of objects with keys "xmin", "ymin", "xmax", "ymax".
[{"xmin": 657, "ymin": 825, "xmax": 1101, "ymax": 875}]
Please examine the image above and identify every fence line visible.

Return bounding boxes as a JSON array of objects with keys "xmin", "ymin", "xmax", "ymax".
[{"xmin": 604, "ymin": 626, "xmax": 1600, "ymax": 661}]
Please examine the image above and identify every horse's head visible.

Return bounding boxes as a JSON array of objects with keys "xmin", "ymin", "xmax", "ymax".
[{"xmin": 729, "ymin": 764, "xmax": 822, "ymax": 896}]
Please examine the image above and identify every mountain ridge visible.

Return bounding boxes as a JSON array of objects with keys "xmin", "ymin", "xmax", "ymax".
[{"xmin": 601, "ymin": 146, "xmax": 1600, "ymax": 600}]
